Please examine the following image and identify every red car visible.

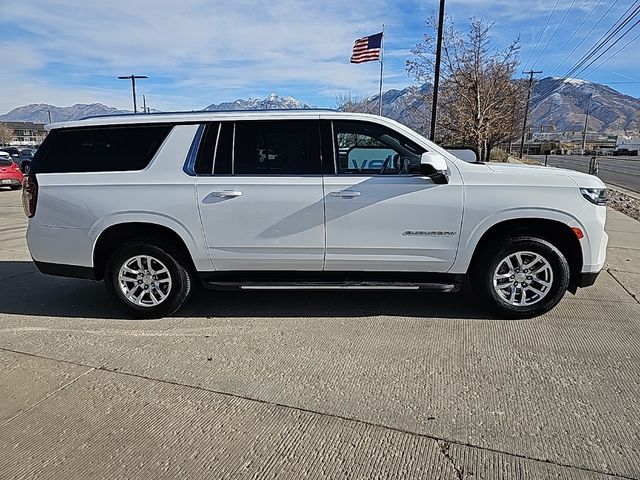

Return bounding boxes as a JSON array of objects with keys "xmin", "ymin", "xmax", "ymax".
[{"xmin": 0, "ymin": 152, "xmax": 23, "ymax": 190}]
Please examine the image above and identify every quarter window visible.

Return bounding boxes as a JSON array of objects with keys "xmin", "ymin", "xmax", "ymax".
[{"xmin": 33, "ymin": 125, "xmax": 172, "ymax": 174}]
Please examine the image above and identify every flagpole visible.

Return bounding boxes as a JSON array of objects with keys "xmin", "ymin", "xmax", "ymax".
[{"xmin": 378, "ymin": 24, "xmax": 384, "ymax": 116}]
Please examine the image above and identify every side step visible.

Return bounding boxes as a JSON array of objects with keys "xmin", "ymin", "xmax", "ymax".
[{"xmin": 203, "ymin": 281, "xmax": 459, "ymax": 292}]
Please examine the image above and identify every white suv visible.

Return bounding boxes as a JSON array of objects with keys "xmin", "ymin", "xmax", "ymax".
[{"xmin": 22, "ymin": 110, "xmax": 608, "ymax": 319}]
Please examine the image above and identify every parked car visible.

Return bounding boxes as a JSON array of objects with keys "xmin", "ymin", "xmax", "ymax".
[
  {"xmin": 10, "ymin": 148, "xmax": 36, "ymax": 169},
  {"xmin": 0, "ymin": 151, "xmax": 23, "ymax": 190},
  {"xmin": 23, "ymin": 111, "xmax": 608, "ymax": 319},
  {"xmin": 0, "ymin": 147, "xmax": 21, "ymax": 160}
]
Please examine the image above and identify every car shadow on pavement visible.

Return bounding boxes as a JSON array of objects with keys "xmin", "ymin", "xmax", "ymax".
[{"xmin": 0, "ymin": 261, "xmax": 504, "ymax": 320}]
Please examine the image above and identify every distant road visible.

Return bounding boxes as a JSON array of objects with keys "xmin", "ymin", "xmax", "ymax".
[{"xmin": 526, "ymin": 155, "xmax": 640, "ymax": 194}]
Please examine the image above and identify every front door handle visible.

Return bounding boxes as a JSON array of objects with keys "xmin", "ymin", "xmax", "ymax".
[
  {"xmin": 210, "ymin": 190, "xmax": 243, "ymax": 198},
  {"xmin": 330, "ymin": 190, "xmax": 362, "ymax": 198}
]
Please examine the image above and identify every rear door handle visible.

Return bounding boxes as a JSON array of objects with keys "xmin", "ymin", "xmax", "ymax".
[
  {"xmin": 330, "ymin": 190, "xmax": 362, "ymax": 198},
  {"xmin": 210, "ymin": 190, "xmax": 243, "ymax": 198}
]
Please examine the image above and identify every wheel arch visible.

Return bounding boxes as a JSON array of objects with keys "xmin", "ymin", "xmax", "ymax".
[
  {"xmin": 468, "ymin": 218, "xmax": 583, "ymax": 285},
  {"xmin": 93, "ymin": 222, "xmax": 198, "ymax": 280}
]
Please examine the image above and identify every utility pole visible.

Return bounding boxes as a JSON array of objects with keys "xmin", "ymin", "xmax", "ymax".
[
  {"xmin": 117, "ymin": 75, "xmax": 148, "ymax": 113},
  {"xmin": 581, "ymin": 94, "xmax": 592, "ymax": 155},
  {"xmin": 519, "ymin": 70, "xmax": 542, "ymax": 159},
  {"xmin": 47, "ymin": 110, "xmax": 52, "ymax": 124},
  {"xmin": 429, "ymin": 0, "xmax": 446, "ymax": 142},
  {"xmin": 142, "ymin": 94, "xmax": 147, "ymax": 114}
]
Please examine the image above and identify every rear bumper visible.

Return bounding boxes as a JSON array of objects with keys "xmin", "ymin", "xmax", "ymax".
[
  {"xmin": 33, "ymin": 260, "xmax": 96, "ymax": 280},
  {"xmin": 0, "ymin": 178, "xmax": 22, "ymax": 186}
]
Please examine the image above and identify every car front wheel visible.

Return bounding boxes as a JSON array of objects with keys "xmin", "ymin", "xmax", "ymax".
[
  {"xmin": 104, "ymin": 241, "xmax": 193, "ymax": 319},
  {"xmin": 472, "ymin": 236, "xmax": 570, "ymax": 318}
]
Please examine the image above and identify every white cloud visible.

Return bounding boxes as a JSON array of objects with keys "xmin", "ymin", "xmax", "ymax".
[{"xmin": 0, "ymin": 0, "xmax": 403, "ymax": 112}]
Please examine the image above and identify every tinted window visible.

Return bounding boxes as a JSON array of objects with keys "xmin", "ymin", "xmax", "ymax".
[
  {"xmin": 214, "ymin": 122, "xmax": 233, "ymax": 175},
  {"xmin": 333, "ymin": 121, "xmax": 425, "ymax": 175},
  {"xmin": 233, "ymin": 121, "xmax": 320, "ymax": 175},
  {"xmin": 0, "ymin": 156, "xmax": 13, "ymax": 167},
  {"xmin": 33, "ymin": 125, "xmax": 172, "ymax": 174},
  {"xmin": 194, "ymin": 123, "xmax": 217, "ymax": 175}
]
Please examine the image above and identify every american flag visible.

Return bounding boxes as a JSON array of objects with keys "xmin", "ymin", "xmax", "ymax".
[{"xmin": 350, "ymin": 32, "xmax": 383, "ymax": 64}]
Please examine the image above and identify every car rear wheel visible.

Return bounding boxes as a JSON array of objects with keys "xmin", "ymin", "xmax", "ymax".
[
  {"xmin": 472, "ymin": 236, "xmax": 570, "ymax": 318},
  {"xmin": 104, "ymin": 240, "xmax": 193, "ymax": 319}
]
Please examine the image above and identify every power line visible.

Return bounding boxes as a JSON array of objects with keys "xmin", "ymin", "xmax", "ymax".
[
  {"xmin": 564, "ymin": 2, "xmax": 640, "ymax": 78},
  {"xmin": 522, "ymin": 0, "xmax": 560, "ymax": 70},
  {"xmin": 532, "ymin": 0, "xmax": 577, "ymax": 69},
  {"xmin": 584, "ymin": 31, "xmax": 640, "ymax": 78},
  {"xmin": 545, "ymin": 0, "xmax": 603, "ymax": 74},
  {"xmin": 575, "ymin": 18, "xmax": 640, "ymax": 77},
  {"xmin": 564, "ymin": 1, "xmax": 640, "ymax": 78},
  {"xmin": 550, "ymin": 0, "xmax": 622, "ymax": 75}
]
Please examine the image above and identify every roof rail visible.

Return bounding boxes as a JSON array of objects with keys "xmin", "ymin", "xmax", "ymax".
[{"xmin": 79, "ymin": 108, "xmax": 337, "ymax": 121}]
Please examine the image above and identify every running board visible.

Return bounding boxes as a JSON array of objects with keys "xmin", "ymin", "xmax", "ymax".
[{"xmin": 203, "ymin": 281, "xmax": 459, "ymax": 292}]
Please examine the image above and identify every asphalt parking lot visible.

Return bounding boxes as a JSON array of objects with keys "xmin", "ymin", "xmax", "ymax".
[{"xmin": 1, "ymin": 188, "xmax": 639, "ymax": 479}]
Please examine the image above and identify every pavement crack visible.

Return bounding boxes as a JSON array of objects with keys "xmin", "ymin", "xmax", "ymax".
[
  {"xmin": 607, "ymin": 268, "xmax": 639, "ymax": 304},
  {"xmin": 437, "ymin": 440, "xmax": 464, "ymax": 480},
  {"xmin": 95, "ymin": 367, "xmax": 637, "ymax": 480},
  {"xmin": 2, "ymin": 346, "xmax": 637, "ymax": 479},
  {"xmin": 0, "ymin": 366, "xmax": 96, "ymax": 428}
]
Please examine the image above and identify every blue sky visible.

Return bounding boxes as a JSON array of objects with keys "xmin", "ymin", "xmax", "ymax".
[{"xmin": 1, "ymin": 0, "xmax": 638, "ymax": 113}]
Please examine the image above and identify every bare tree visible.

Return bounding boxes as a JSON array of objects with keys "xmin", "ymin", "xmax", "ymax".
[
  {"xmin": 0, "ymin": 123, "xmax": 13, "ymax": 146},
  {"xmin": 334, "ymin": 91, "xmax": 378, "ymax": 114},
  {"xmin": 407, "ymin": 17, "xmax": 525, "ymax": 161}
]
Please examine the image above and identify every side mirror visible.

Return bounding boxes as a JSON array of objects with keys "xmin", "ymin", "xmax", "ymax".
[
  {"xmin": 20, "ymin": 160, "xmax": 31, "ymax": 174},
  {"xmin": 420, "ymin": 152, "xmax": 448, "ymax": 184},
  {"xmin": 445, "ymin": 147, "xmax": 479, "ymax": 163}
]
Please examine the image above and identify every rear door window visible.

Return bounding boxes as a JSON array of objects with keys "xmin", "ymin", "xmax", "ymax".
[
  {"xmin": 232, "ymin": 120, "xmax": 320, "ymax": 175},
  {"xmin": 33, "ymin": 124, "xmax": 172, "ymax": 173}
]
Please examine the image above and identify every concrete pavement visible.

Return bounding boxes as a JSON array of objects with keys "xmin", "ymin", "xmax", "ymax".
[{"xmin": 0, "ymin": 189, "xmax": 639, "ymax": 479}]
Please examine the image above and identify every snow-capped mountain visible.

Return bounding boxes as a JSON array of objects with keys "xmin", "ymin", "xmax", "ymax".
[
  {"xmin": 528, "ymin": 77, "xmax": 640, "ymax": 134},
  {"xmin": 204, "ymin": 93, "xmax": 311, "ymax": 111},
  {"xmin": 0, "ymin": 103, "xmax": 131, "ymax": 123},
  {"xmin": 360, "ymin": 77, "xmax": 640, "ymax": 136},
  {"xmin": 2, "ymin": 81, "xmax": 637, "ymax": 135}
]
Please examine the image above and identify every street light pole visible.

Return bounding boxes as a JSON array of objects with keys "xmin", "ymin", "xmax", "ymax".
[{"xmin": 117, "ymin": 75, "xmax": 148, "ymax": 113}]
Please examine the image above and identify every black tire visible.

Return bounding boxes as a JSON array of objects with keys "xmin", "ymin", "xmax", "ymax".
[
  {"xmin": 104, "ymin": 240, "xmax": 193, "ymax": 319},
  {"xmin": 9, "ymin": 185, "xmax": 21, "ymax": 190},
  {"xmin": 471, "ymin": 236, "xmax": 570, "ymax": 318}
]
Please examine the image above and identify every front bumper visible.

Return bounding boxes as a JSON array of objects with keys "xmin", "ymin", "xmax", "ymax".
[{"xmin": 574, "ymin": 270, "xmax": 601, "ymax": 288}]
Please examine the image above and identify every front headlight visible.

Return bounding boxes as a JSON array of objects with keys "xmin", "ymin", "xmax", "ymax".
[{"xmin": 580, "ymin": 188, "xmax": 608, "ymax": 206}]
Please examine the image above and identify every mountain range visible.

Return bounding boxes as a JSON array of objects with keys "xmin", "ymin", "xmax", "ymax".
[
  {"xmin": 0, "ymin": 103, "xmax": 130, "ymax": 123},
  {"xmin": 1, "ymin": 80, "xmax": 638, "ymax": 136},
  {"xmin": 357, "ymin": 77, "xmax": 640, "ymax": 136},
  {"xmin": 203, "ymin": 93, "xmax": 310, "ymax": 111}
]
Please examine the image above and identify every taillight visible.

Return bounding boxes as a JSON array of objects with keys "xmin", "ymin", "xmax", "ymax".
[{"xmin": 22, "ymin": 174, "xmax": 38, "ymax": 218}]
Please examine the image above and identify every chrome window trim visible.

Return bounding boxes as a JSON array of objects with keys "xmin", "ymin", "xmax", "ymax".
[
  {"xmin": 211, "ymin": 122, "xmax": 222, "ymax": 175},
  {"xmin": 182, "ymin": 123, "xmax": 206, "ymax": 176}
]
